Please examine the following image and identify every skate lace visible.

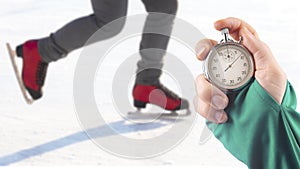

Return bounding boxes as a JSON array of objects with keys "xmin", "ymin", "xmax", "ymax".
[
  {"xmin": 158, "ymin": 83, "xmax": 180, "ymax": 100},
  {"xmin": 36, "ymin": 62, "xmax": 48, "ymax": 86}
]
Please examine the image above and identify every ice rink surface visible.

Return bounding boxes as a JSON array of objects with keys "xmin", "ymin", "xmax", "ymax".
[{"xmin": 0, "ymin": 0, "xmax": 299, "ymax": 168}]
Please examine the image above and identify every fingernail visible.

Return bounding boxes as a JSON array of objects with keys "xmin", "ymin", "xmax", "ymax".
[
  {"xmin": 215, "ymin": 112, "xmax": 224, "ymax": 123},
  {"xmin": 212, "ymin": 95, "xmax": 226, "ymax": 109},
  {"xmin": 196, "ymin": 44, "xmax": 206, "ymax": 57}
]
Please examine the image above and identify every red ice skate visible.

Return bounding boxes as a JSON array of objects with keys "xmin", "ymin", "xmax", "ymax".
[
  {"xmin": 132, "ymin": 83, "xmax": 189, "ymax": 111},
  {"xmin": 16, "ymin": 40, "xmax": 48, "ymax": 100},
  {"xmin": 7, "ymin": 40, "xmax": 48, "ymax": 103}
]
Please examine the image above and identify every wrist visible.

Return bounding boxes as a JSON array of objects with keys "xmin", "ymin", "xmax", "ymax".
[{"xmin": 256, "ymin": 70, "xmax": 287, "ymax": 104}]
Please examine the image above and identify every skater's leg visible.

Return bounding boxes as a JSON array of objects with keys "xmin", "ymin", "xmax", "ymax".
[
  {"xmin": 136, "ymin": 0, "xmax": 178, "ymax": 85},
  {"xmin": 38, "ymin": 0, "xmax": 128, "ymax": 62},
  {"xmin": 16, "ymin": 0, "xmax": 128, "ymax": 101},
  {"xmin": 133, "ymin": 0, "xmax": 189, "ymax": 111}
]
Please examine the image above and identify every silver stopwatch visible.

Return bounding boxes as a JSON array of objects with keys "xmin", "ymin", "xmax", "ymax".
[{"xmin": 204, "ymin": 28, "xmax": 254, "ymax": 91}]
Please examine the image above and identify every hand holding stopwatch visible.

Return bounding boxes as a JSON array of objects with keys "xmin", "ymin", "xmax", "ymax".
[{"xmin": 203, "ymin": 28, "xmax": 254, "ymax": 92}]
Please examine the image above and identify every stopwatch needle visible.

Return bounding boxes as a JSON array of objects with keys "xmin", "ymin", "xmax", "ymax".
[
  {"xmin": 224, "ymin": 55, "xmax": 241, "ymax": 72},
  {"xmin": 226, "ymin": 46, "xmax": 230, "ymax": 58},
  {"xmin": 224, "ymin": 65, "xmax": 231, "ymax": 72}
]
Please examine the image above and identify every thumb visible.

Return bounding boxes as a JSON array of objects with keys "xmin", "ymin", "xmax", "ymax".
[
  {"xmin": 241, "ymin": 26, "xmax": 287, "ymax": 104},
  {"xmin": 241, "ymin": 27, "xmax": 273, "ymax": 69}
]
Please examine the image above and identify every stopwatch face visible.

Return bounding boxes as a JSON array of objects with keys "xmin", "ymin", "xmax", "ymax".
[{"xmin": 204, "ymin": 42, "xmax": 254, "ymax": 91}]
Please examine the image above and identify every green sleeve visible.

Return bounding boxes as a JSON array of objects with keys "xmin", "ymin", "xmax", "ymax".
[{"xmin": 207, "ymin": 79, "xmax": 300, "ymax": 169}]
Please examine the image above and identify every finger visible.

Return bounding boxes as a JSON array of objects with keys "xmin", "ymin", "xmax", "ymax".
[
  {"xmin": 214, "ymin": 17, "xmax": 270, "ymax": 68},
  {"xmin": 195, "ymin": 39, "xmax": 218, "ymax": 61},
  {"xmin": 195, "ymin": 74, "xmax": 228, "ymax": 110},
  {"xmin": 241, "ymin": 27, "xmax": 270, "ymax": 61},
  {"xmin": 214, "ymin": 17, "xmax": 259, "ymax": 41},
  {"xmin": 194, "ymin": 96, "xmax": 228, "ymax": 124}
]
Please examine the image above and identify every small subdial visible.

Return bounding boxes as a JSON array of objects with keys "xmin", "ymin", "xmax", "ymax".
[{"xmin": 222, "ymin": 50, "xmax": 235, "ymax": 63}]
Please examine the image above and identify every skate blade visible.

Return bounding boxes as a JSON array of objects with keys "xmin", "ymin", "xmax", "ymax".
[
  {"xmin": 128, "ymin": 108, "xmax": 191, "ymax": 117},
  {"xmin": 126, "ymin": 109, "xmax": 191, "ymax": 123},
  {"xmin": 6, "ymin": 43, "xmax": 34, "ymax": 105}
]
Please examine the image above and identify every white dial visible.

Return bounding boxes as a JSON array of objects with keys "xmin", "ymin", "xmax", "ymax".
[{"xmin": 204, "ymin": 42, "xmax": 254, "ymax": 91}]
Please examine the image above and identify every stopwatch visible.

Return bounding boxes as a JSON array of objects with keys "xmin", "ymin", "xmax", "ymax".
[{"xmin": 203, "ymin": 28, "xmax": 254, "ymax": 91}]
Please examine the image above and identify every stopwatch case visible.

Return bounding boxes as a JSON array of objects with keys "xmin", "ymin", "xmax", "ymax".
[{"xmin": 203, "ymin": 42, "xmax": 254, "ymax": 92}]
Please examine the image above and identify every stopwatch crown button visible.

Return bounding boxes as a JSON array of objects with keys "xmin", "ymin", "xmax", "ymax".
[{"xmin": 221, "ymin": 28, "xmax": 229, "ymax": 35}]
